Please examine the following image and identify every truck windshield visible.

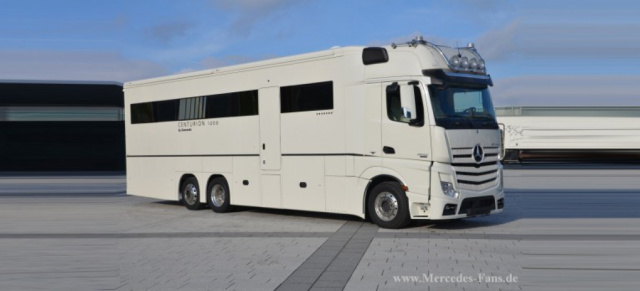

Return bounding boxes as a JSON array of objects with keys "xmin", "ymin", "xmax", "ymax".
[{"xmin": 428, "ymin": 84, "xmax": 498, "ymax": 129}]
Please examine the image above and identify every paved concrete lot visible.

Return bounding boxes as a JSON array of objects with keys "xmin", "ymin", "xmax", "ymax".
[{"xmin": 0, "ymin": 168, "xmax": 639, "ymax": 290}]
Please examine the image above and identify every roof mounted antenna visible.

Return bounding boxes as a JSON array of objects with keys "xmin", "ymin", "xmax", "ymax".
[
  {"xmin": 456, "ymin": 41, "xmax": 461, "ymax": 57},
  {"xmin": 391, "ymin": 35, "xmax": 427, "ymax": 49}
]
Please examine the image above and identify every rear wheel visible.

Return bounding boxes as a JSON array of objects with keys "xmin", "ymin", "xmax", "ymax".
[
  {"xmin": 181, "ymin": 177, "xmax": 202, "ymax": 210},
  {"xmin": 208, "ymin": 177, "xmax": 233, "ymax": 213},
  {"xmin": 367, "ymin": 182, "xmax": 411, "ymax": 229}
]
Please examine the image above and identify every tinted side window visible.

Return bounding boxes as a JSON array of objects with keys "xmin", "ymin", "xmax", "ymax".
[
  {"xmin": 130, "ymin": 90, "xmax": 258, "ymax": 124},
  {"xmin": 281, "ymin": 81, "xmax": 333, "ymax": 113},
  {"xmin": 205, "ymin": 91, "xmax": 258, "ymax": 119},
  {"xmin": 131, "ymin": 103, "xmax": 154, "ymax": 124},
  {"xmin": 154, "ymin": 99, "xmax": 180, "ymax": 122},
  {"xmin": 386, "ymin": 84, "xmax": 424, "ymax": 126}
]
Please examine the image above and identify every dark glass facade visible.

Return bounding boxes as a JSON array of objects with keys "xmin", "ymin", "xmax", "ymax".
[{"xmin": 0, "ymin": 82, "xmax": 125, "ymax": 171}]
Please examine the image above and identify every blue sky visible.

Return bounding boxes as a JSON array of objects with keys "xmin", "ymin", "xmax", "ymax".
[{"xmin": 1, "ymin": 0, "xmax": 638, "ymax": 106}]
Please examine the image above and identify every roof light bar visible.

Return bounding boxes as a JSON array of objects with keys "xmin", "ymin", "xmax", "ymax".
[{"xmin": 392, "ymin": 36, "xmax": 487, "ymax": 74}]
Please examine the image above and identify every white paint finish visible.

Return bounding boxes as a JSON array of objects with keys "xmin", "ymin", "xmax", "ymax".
[
  {"xmin": 261, "ymin": 174, "xmax": 281, "ymax": 209},
  {"xmin": 381, "ymin": 158, "xmax": 431, "ymax": 196},
  {"xmin": 258, "ymin": 87, "xmax": 281, "ymax": 170},
  {"xmin": 175, "ymin": 157, "xmax": 203, "ymax": 173},
  {"xmin": 361, "ymin": 84, "xmax": 382, "ymax": 158},
  {"xmin": 430, "ymin": 126, "xmax": 451, "ymax": 163},
  {"xmin": 364, "ymin": 51, "xmax": 423, "ymax": 80},
  {"xmin": 325, "ymin": 176, "xmax": 361, "ymax": 216},
  {"xmin": 231, "ymin": 157, "xmax": 261, "ymax": 206},
  {"xmin": 126, "ymin": 117, "xmax": 260, "ymax": 156},
  {"xmin": 202, "ymin": 157, "xmax": 233, "ymax": 174},
  {"xmin": 345, "ymin": 156, "xmax": 355, "ymax": 176},
  {"xmin": 324, "ymin": 176, "xmax": 346, "ymax": 213},
  {"xmin": 324, "ymin": 156, "xmax": 346, "ymax": 176},
  {"xmin": 127, "ymin": 157, "xmax": 180, "ymax": 201},
  {"xmin": 343, "ymin": 84, "xmax": 366, "ymax": 155},
  {"xmin": 446, "ymin": 129, "xmax": 502, "ymax": 149},
  {"xmin": 353, "ymin": 157, "xmax": 383, "ymax": 180},
  {"xmin": 281, "ymin": 157, "xmax": 325, "ymax": 212}
]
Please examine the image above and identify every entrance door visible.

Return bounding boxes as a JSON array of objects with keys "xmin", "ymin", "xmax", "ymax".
[
  {"xmin": 259, "ymin": 87, "xmax": 281, "ymax": 170},
  {"xmin": 259, "ymin": 87, "xmax": 282, "ymax": 208}
]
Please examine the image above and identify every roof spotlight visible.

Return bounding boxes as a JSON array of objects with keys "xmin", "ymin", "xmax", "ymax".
[
  {"xmin": 469, "ymin": 58, "xmax": 478, "ymax": 70},
  {"xmin": 460, "ymin": 57, "xmax": 469, "ymax": 69},
  {"xmin": 478, "ymin": 59, "xmax": 486, "ymax": 71},
  {"xmin": 449, "ymin": 56, "xmax": 460, "ymax": 67}
]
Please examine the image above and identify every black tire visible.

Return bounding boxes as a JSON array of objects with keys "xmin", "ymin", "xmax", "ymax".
[
  {"xmin": 181, "ymin": 177, "xmax": 202, "ymax": 210},
  {"xmin": 207, "ymin": 177, "xmax": 233, "ymax": 213},
  {"xmin": 367, "ymin": 182, "xmax": 411, "ymax": 229}
]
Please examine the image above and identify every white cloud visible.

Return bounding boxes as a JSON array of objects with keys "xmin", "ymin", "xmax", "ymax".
[
  {"xmin": 210, "ymin": 0, "xmax": 302, "ymax": 36},
  {"xmin": 199, "ymin": 55, "xmax": 262, "ymax": 68},
  {"xmin": 147, "ymin": 21, "xmax": 194, "ymax": 44},
  {"xmin": 368, "ymin": 32, "xmax": 459, "ymax": 48},
  {"xmin": 475, "ymin": 18, "xmax": 640, "ymax": 61},
  {"xmin": 475, "ymin": 20, "xmax": 520, "ymax": 61},
  {"xmin": 0, "ymin": 50, "xmax": 168, "ymax": 82},
  {"xmin": 491, "ymin": 75, "xmax": 640, "ymax": 106}
]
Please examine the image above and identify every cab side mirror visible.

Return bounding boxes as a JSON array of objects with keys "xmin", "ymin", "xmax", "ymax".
[{"xmin": 400, "ymin": 84, "xmax": 416, "ymax": 120}]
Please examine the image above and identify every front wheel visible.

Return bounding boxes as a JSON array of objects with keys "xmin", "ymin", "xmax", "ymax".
[
  {"xmin": 367, "ymin": 182, "xmax": 411, "ymax": 229},
  {"xmin": 207, "ymin": 177, "xmax": 234, "ymax": 213}
]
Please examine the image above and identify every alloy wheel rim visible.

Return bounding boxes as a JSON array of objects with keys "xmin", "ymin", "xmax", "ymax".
[
  {"xmin": 374, "ymin": 192, "xmax": 398, "ymax": 221},
  {"xmin": 183, "ymin": 183, "xmax": 198, "ymax": 205},
  {"xmin": 211, "ymin": 184, "xmax": 225, "ymax": 207}
]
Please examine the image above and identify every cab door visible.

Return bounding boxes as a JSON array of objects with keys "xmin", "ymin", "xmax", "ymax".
[
  {"xmin": 380, "ymin": 81, "xmax": 432, "ymax": 195},
  {"xmin": 381, "ymin": 81, "xmax": 431, "ymax": 161}
]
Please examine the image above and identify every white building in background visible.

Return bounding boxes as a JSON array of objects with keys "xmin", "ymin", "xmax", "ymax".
[{"xmin": 496, "ymin": 106, "xmax": 640, "ymax": 163}]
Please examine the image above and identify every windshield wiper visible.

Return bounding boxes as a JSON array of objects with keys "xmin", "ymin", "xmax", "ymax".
[
  {"xmin": 472, "ymin": 115, "xmax": 498, "ymax": 128},
  {"xmin": 452, "ymin": 115, "xmax": 475, "ymax": 128}
]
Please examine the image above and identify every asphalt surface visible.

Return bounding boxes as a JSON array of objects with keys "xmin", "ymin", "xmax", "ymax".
[{"xmin": 0, "ymin": 167, "xmax": 639, "ymax": 290}]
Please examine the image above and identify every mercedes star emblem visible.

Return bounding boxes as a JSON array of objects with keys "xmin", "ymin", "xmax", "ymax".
[{"xmin": 472, "ymin": 144, "xmax": 484, "ymax": 163}]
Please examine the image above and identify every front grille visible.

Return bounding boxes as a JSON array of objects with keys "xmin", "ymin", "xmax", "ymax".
[
  {"xmin": 458, "ymin": 196, "xmax": 496, "ymax": 215},
  {"xmin": 451, "ymin": 146, "xmax": 500, "ymax": 191}
]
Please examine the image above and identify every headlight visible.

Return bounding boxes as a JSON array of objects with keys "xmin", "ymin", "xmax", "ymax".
[{"xmin": 440, "ymin": 181, "xmax": 459, "ymax": 199}]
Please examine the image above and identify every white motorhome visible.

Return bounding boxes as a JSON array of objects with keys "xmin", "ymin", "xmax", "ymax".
[{"xmin": 124, "ymin": 36, "xmax": 504, "ymax": 228}]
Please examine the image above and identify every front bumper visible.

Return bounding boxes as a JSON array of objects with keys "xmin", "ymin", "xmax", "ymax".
[
  {"xmin": 408, "ymin": 162, "xmax": 505, "ymax": 220},
  {"xmin": 424, "ymin": 191, "xmax": 504, "ymax": 220}
]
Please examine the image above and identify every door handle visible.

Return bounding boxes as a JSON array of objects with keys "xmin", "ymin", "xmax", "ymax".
[{"xmin": 383, "ymin": 146, "xmax": 395, "ymax": 154}]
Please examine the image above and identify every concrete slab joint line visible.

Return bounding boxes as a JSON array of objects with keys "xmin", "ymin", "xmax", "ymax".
[{"xmin": 276, "ymin": 221, "xmax": 378, "ymax": 291}]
